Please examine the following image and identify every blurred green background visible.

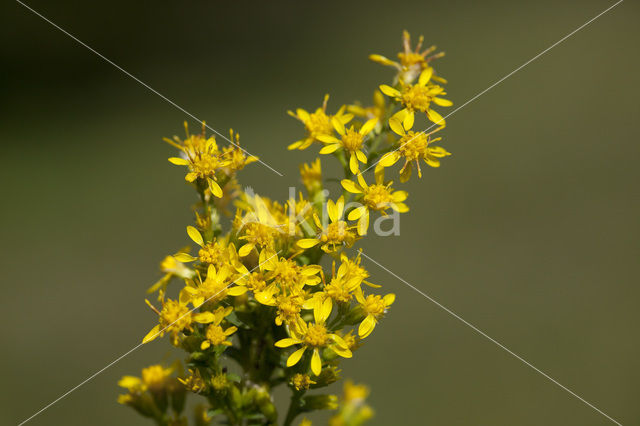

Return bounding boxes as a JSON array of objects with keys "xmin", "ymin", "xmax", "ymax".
[{"xmin": 2, "ymin": 0, "xmax": 639, "ymax": 424}]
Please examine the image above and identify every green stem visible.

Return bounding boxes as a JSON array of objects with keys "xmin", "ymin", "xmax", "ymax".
[{"xmin": 283, "ymin": 392, "xmax": 303, "ymax": 426}]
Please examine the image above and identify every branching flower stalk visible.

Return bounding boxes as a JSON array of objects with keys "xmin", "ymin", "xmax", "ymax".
[{"xmin": 118, "ymin": 30, "xmax": 453, "ymax": 426}]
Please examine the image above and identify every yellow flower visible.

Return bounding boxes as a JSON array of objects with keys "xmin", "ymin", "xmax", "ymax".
[
  {"xmin": 165, "ymin": 123, "xmax": 227, "ymax": 198},
  {"xmin": 370, "ymin": 30, "xmax": 445, "ymax": 84},
  {"xmin": 305, "ymin": 257, "xmax": 366, "ymax": 323},
  {"xmin": 379, "ymin": 67, "xmax": 452, "ymax": 128},
  {"xmin": 236, "ymin": 194, "xmax": 282, "ymax": 257},
  {"xmin": 341, "ymin": 173, "xmax": 409, "ymax": 235},
  {"xmin": 300, "ymin": 158, "xmax": 323, "ymax": 194},
  {"xmin": 288, "ymin": 94, "xmax": 353, "ymax": 151},
  {"xmin": 355, "ymin": 291, "xmax": 395, "ymax": 338},
  {"xmin": 143, "ymin": 293, "xmax": 210, "ymax": 344},
  {"xmin": 147, "ymin": 254, "xmax": 195, "ymax": 295},
  {"xmin": 291, "ymin": 374, "xmax": 316, "ymax": 391},
  {"xmin": 275, "ymin": 320, "xmax": 352, "ymax": 376},
  {"xmin": 297, "ymin": 197, "xmax": 359, "ymax": 253},
  {"xmin": 347, "ymin": 90, "xmax": 386, "ymax": 125},
  {"xmin": 183, "ymin": 263, "xmax": 247, "ymax": 308},
  {"xmin": 199, "ymin": 306, "xmax": 237, "ymax": 350},
  {"xmin": 178, "ymin": 369, "xmax": 206, "ymax": 393},
  {"xmin": 220, "ymin": 128, "xmax": 258, "ymax": 173},
  {"xmin": 180, "ymin": 226, "xmax": 238, "ymax": 269},
  {"xmin": 318, "ymin": 117, "xmax": 378, "ymax": 174},
  {"xmin": 378, "ymin": 118, "xmax": 450, "ymax": 182}
]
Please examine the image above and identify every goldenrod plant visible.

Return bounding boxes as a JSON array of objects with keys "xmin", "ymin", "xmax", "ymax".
[{"xmin": 118, "ymin": 31, "xmax": 452, "ymax": 426}]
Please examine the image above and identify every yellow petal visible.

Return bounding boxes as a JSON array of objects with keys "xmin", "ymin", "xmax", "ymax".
[
  {"xmin": 355, "ymin": 150, "xmax": 368, "ymax": 164},
  {"xmin": 379, "ymin": 84, "xmax": 400, "ymax": 98},
  {"xmin": 287, "ymin": 347, "xmax": 306, "ymax": 367},
  {"xmin": 359, "ymin": 117, "xmax": 378, "ymax": 135},
  {"xmin": 349, "ymin": 154, "xmax": 359, "ymax": 174},
  {"xmin": 427, "ymin": 108, "xmax": 445, "ymax": 126},
  {"xmin": 297, "ymin": 239, "xmax": 319, "ymax": 249},
  {"xmin": 173, "ymin": 253, "xmax": 196, "ymax": 262},
  {"xmin": 238, "ymin": 243, "xmax": 254, "ymax": 257},
  {"xmin": 311, "ymin": 349, "xmax": 322, "ymax": 376},
  {"xmin": 392, "ymin": 202, "xmax": 409, "ymax": 213},
  {"xmin": 168, "ymin": 157, "xmax": 189, "ymax": 165},
  {"xmin": 208, "ymin": 179, "xmax": 223, "ymax": 198},
  {"xmin": 341, "ymin": 179, "xmax": 362, "ymax": 194},
  {"xmin": 201, "ymin": 341, "xmax": 211, "ymax": 350},
  {"xmin": 186, "ymin": 226, "xmax": 203, "ymax": 247},
  {"xmin": 193, "ymin": 312, "xmax": 215, "ymax": 323},
  {"xmin": 317, "ymin": 134, "xmax": 340, "ymax": 144},
  {"xmin": 379, "ymin": 151, "xmax": 399, "ymax": 168},
  {"xmin": 383, "ymin": 293, "xmax": 396, "ymax": 306},
  {"xmin": 275, "ymin": 338, "xmax": 299, "ymax": 348},
  {"xmin": 388, "ymin": 117, "xmax": 405, "ymax": 136},
  {"xmin": 418, "ymin": 67, "xmax": 433, "ymax": 86},
  {"xmin": 287, "ymin": 140, "xmax": 304, "ymax": 150},
  {"xmin": 331, "ymin": 116, "xmax": 345, "ymax": 136},
  {"xmin": 142, "ymin": 325, "xmax": 161, "ymax": 344},
  {"xmin": 327, "ymin": 199, "xmax": 338, "ymax": 223},
  {"xmin": 358, "ymin": 315, "xmax": 376, "ymax": 338},
  {"xmin": 319, "ymin": 144, "xmax": 340, "ymax": 154},
  {"xmin": 403, "ymin": 110, "xmax": 415, "ymax": 129},
  {"xmin": 432, "ymin": 97, "xmax": 453, "ymax": 107},
  {"xmin": 348, "ymin": 206, "xmax": 366, "ymax": 221},
  {"xmin": 357, "ymin": 211, "xmax": 369, "ymax": 236},
  {"xmin": 227, "ymin": 286, "xmax": 248, "ymax": 296}
]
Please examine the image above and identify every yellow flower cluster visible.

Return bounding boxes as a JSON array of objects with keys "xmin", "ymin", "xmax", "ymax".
[{"xmin": 119, "ymin": 30, "xmax": 453, "ymax": 426}]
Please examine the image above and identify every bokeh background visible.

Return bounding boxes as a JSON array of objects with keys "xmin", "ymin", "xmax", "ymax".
[{"xmin": 2, "ymin": 0, "xmax": 639, "ymax": 424}]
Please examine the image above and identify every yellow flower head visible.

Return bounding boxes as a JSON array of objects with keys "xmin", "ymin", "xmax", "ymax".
[
  {"xmin": 275, "ymin": 320, "xmax": 352, "ymax": 376},
  {"xmin": 380, "ymin": 67, "xmax": 452, "ymax": 129},
  {"xmin": 297, "ymin": 197, "xmax": 359, "ymax": 253},
  {"xmin": 142, "ymin": 294, "xmax": 194, "ymax": 345},
  {"xmin": 288, "ymin": 94, "xmax": 353, "ymax": 151},
  {"xmin": 378, "ymin": 118, "xmax": 450, "ymax": 182},
  {"xmin": 318, "ymin": 117, "xmax": 378, "ymax": 174},
  {"xmin": 300, "ymin": 158, "xmax": 323, "ymax": 194},
  {"xmin": 220, "ymin": 129, "xmax": 258, "ymax": 173},
  {"xmin": 199, "ymin": 306, "xmax": 237, "ymax": 350},
  {"xmin": 341, "ymin": 173, "xmax": 409, "ymax": 235},
  {"xmin": 291, "ymin": 373, "xmax": 316, "ymax": 391},
  {"xmin": 370, "ymin": 30, "xmax": 445, "ymax": 85},
  {"xmin": 181, "ymin": 264, "xmax": 233, "ymax": 308},
  {"xmin": 165, "ymin": 122, "xmax": 228, "ymax": 198},
  {"xmin": 356, "ymin": 291, "xmax": 395, "ymax": 339},
  {"xmin": 179, "ymin": 369, "xmax": 206, "ymax": 393}
]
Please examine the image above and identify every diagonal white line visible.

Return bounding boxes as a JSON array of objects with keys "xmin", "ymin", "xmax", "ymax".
[
  {"xmin": 359, "ymin": 0, "xmax": 624, "ymax": 177},
  {"xmin": 358, "ymin": 251, "xmax": 623, "ymax": 425},
  {"xmin": 16, "ymin": 0, "xmax": 284, "ymax": 177},
  {"xmin": 17, "ymin": 251, "xmax": 282, "ymax": 426}
]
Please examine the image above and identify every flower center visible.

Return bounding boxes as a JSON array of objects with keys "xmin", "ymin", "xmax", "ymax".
[
  {"xmin": 363, "ymin": 185, "xmax": 394, "ymax": 210},
  {"xmin": 247, "ymin": 272, "xmax": 267, "ymax": 292},
  {"xmin": 245, "ymin": 223, "xmax": 277, "ymax": 247},
  {"xmin": 321, "ymin": 221, "xmax": 351, "ymax": 244},
  {"xmin": 398, "ymin": 131, "xmax": 429, "ymax": 161},
  {"xmin": 304, "ymin": 324, "xmax": 328, "ymax": 347},
  {"xmin": 325, "ymin": 280, "xmax": 352, "ymax": 303},
  {"xmin": 199, "ymin": 242, "xmax": 224, "ymax": 265},
  {"xmin": 307, "ymin": 111, "xmax": 333, "ymax": 137},
  {"xmin": 398, "ymin": 52, "xmax": 425, "ymax": 68},
  {"xmin": 160, "ymin": 300, "xmax": 191, "ymax": 331},
  {"xmin": 401, "ymin": 85, "xmax": 432, "ymax": 112},
  {"xmin": 362, "ymin": 295, "xmax": 386, "ymax": 317},
  {"xmin": 341, "ymin": 129, "xmax": 364, "ymax": 152},
  {"xmin": 191, "ymin": 154, "xmax": 221, "ymax": 178},
  {"xmin": 205, "ymin": 325, "xmax": 227, "ymax": 346}
]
